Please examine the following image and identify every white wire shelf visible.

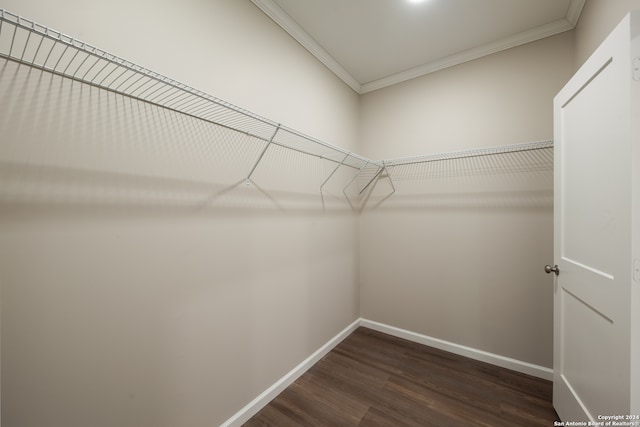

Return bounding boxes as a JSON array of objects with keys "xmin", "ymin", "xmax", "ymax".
[
  {"xmin": 0, "ymin": 8, "xmax": 554, "ymax": 205},
  {"xmin": 383, "ymin": 140, "xmax": 554, "ymax": 167},
  {"xmin": 0, "ymin": 8, "xmax": 376, "ymax": 188}
]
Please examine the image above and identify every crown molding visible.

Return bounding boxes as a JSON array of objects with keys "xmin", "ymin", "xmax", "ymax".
[
  {"xmin": 251, "ymin": 0, "xmax": 586, "ymax": 95},
  {"xmin": 250, "ymin": 0, "xmax": 362, "ymax": 93},
  {"xmin": 566, "ymin": 0, "xmax": 586, "ymax": 27},
  {"xmin": 360, "ymin": 18, "xmax": 574, "ymax": 94}
]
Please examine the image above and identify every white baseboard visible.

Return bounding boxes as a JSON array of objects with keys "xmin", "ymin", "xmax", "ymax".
[
  {"xmin": 359, "ymin": 318, "xmax": 553, "ymax": 381},
  {"xmin": 221, "ymin": 317, "xmax": 553, "ymax": 426},
  {"xmin": 220, "ymin": 318, "xmax": 361, "ymax": 427}
]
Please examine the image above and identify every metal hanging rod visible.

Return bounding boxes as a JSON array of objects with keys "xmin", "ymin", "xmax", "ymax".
[
  {"xmin": 0, "ymin": 8, "xmax": 377, "ymax": 174},
  {"xmin": 383, "ymin": 140, "xmax": 554, "ymax": 167}
]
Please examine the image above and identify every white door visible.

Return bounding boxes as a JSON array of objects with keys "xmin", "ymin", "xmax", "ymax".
[{"xmin": 552, "ymin": 12, "xmax": 638, "ymax": 421}]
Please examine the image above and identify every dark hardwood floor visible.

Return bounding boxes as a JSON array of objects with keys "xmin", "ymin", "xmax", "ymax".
[{"xmin": 244, "ymin": 327, "xmax": 559, "ymax": 426}]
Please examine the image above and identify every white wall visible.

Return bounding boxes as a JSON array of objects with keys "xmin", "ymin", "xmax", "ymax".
[
  {"xmin": 358, "ymin": 32, "xmax": 575, "ymax": 369},
  {"xmin": 0, "ymin": 1, "xmax": 360, "ymax": 426}
]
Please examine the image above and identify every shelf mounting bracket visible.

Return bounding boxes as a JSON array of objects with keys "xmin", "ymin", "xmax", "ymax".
[
  {"xmin": 383, "ymin": 162, "xmax": 396, "ymax": 195},
  {"xmin": 246, "ymin": 125, "xmax": 280, "ymax": 185},
  {"xmin": 320, "ymin": 152, "xmax": 351, "ymax": 193},
  {"xmin": 342, "ymin": 160, "xmax": 370, "ymax": 205},
  {"xmin": 358, "ymin": 165, "xmax": 384, "ymax": 196}
]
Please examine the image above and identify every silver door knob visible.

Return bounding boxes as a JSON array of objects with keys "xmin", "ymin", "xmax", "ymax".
[{"xmin": 545, "ymin": 265, "xmax": 559, "ymax": 276}]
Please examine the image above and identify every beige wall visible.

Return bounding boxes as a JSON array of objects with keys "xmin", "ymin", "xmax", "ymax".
[
  {"xmin": 574, "ymin": 0, "xmax": 640, "ymax": 68},
  {"xmin": 0, "ymin": 1, "xmax": 360, "ymax": 426},
  {"xmin": 358, "ymin": 32, "xmax": 575, "ymax": 369},
  {"xmin": 359, "ymin": 32, "xmax": 575, "ymax": 160}
]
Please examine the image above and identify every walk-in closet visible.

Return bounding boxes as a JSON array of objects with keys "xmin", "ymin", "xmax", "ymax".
[{"xmin": 1, "ymin": 1, "xmax": 638, "ymax": 426}]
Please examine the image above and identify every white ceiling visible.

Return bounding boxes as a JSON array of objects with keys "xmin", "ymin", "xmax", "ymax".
[{"xmin": 251, "ymin": 0, "xmax": 585, "ymax": 94}]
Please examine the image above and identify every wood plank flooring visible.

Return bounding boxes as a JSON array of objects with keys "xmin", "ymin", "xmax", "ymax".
[{"xmin": 243, "ymin": 327, "xmax": 559, "ymax": 426}]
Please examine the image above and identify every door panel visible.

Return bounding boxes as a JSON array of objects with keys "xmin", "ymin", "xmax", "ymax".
[
  {"xmin": 560, "ymin": 68, "xmax": 624, "ymax": 318},
  {"xmin": 631, "ymin": 11, "xmax": 640, "ymax": 415},
  {"xmin": 561, "ymin": 59, "xmax": 625, "ymax": 287},
  {"xmin": 553, "ymin": 13, "xmax": 633, "ymax": 421},
  {"xmin": 562, "ymin": 289, "xmax": 615, "ymax": 412}
]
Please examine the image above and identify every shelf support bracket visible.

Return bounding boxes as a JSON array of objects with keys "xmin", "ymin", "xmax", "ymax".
[
  {"xmin": 246, "ymin": 125, "xmax": 280, "ymax": 185},
  {"xmin": 343, "ymin": 161, "xmax": 396, "ymax": 209},
  {"xmin": 320, "ymin": 153, "xmax": 351, "ymax": 193},
  {"xmin": 342, "ymin": 161, "xmax": 369, "ymax": 202},
  {"xmin": 383, "ymin": 162, "xmax": 396, "ymax": 195},
  {"xmin": 358, "ymin": 165, "xmax": 385, "ymax": 196}
]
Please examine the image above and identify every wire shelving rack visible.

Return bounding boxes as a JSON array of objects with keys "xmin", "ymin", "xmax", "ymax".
[
  {"xmin": 0, "ymin": 9, "xmax": 378, "ymax": 193},
  {"xmin": 0, "ymin": 8, "xmax": 553, "ymax": 206}
]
